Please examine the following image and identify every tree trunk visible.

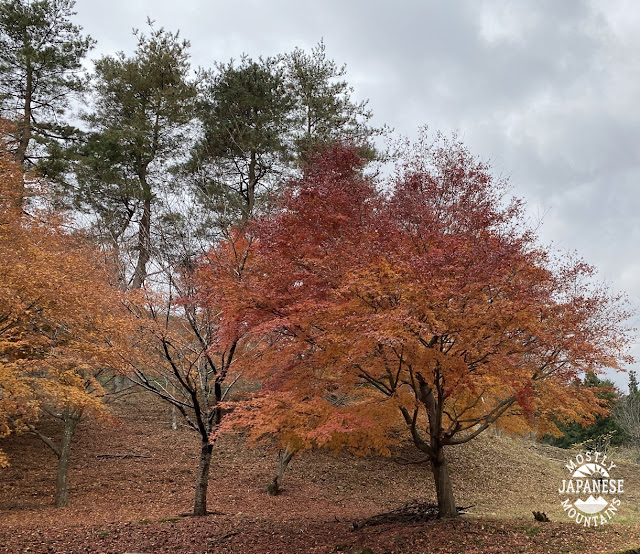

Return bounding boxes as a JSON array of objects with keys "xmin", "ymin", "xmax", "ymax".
[
  {"xmin": 15, "ymin": 59, "xmax": 32, "ymax": 168},
  {"xmin": 242, "ymin": 150, "xmax": 256, "ymax": 222},
  {"xmin": 131, "ymin": 178, "xmax": 152, "ymax": 289},
  {"xmin": 55, "ymin": 412, "xmax": 80, "ymax": 507},
  {"xmin": 430, "ymin": 448, "xmax": 457, "ymax": 518},
  {"xmin": 171, "ymin": 403, "xmax": 178, "ymax": 430},
  {"xmin": 193, "ymin": 440, "xmax": 213, "ymax": 516},
  {"xmin": 267, "ymin": 444, "xmax": 295, "ymax": 496}
]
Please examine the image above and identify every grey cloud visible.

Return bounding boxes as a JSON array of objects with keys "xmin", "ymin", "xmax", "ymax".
[{"xmin": 72, "ymin": 0, "xmax": 640, "ymax": 390}]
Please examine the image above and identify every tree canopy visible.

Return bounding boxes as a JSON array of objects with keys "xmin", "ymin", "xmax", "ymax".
[
  {"xmin": 0, "ymin": 124, "xmax": 143, "ymax": 503},
  {"xmin": 74, "ymin": 23, "xmax": 196, "ymax": 289},
  {"xmin": 0, "ymin": 0, "xmax": 93, "ymax": 172},
  {"xmin": 200, "ymin": 136, "xmax": 632, "ymax": 517},
  {"xmin": 187, "ymin": 56, "xmax": 293, "ymax": 224},
  {"xmin": 285, "ymin": 40, "xmax": 380, "ymax": 161}
]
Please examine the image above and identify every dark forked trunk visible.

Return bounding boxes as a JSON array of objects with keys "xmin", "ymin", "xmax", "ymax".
[
  {"xmin": 267, "ymin": 444, "xmax": 295, "ymax": 496},
  {"xmin": 193, "ymin": 440, "xmax": 213, "ymax": 516},
  {"xmin": 408, "ymin": 370, "xmax": 459, "ymax": 518}
]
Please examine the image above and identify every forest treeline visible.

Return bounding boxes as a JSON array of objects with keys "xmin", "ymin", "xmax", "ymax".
[{"xmin": 1, "ymin": 0, "xmax": 638, "ymax": 519}]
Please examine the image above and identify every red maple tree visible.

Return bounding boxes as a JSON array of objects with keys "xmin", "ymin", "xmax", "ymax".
[{"xmin": 199, "ymin": 135, "xmax": 632, "ymax": 517}]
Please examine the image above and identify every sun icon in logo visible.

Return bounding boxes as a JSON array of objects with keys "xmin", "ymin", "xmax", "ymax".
[{"xmin": 572, "ymin": 463, "xmax": 609, "ymax": 479}]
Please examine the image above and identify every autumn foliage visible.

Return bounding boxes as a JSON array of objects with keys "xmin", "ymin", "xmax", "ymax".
[
  {"xmin": 0, "ymin": 127, "xmax": 140, "ymax": 482},
  {"xmin": 198, "ymin": 134, "xmax": 632, "ymax": 517}
]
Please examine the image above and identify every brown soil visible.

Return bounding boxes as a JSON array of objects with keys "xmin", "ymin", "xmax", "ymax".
[{"xmin": 1, "ymin": 391, "xmax": 639, "ymax": 553}]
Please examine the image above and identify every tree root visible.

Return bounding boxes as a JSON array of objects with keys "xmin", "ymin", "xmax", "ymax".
[{"xmin": 351, "ymin": 501, "xmax": 473, "ymax": 529}]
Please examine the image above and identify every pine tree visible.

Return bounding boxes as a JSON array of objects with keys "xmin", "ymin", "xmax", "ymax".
[
  {"xmin": 74, "ymin": 23, "xmax": 196, "ymax": 289},
  {"xmin": 0, "ymin": 0, "xmax": 93, "ymax": 174},
  {"xmin": 187, "ymin": 55, "xmax": 293, "ymax": 224},
  {"xmin": 629, "ymin": 370, "xmax": 638, "ymax": 396},
  {"xmin": 285, "ymin": 40, "xmax": 381, "ymax": 161},
  {"xmin": 187, "ymin": 43, "xmax": 383, "ymax": 227}
]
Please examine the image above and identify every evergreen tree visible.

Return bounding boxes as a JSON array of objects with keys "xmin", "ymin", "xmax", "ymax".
[
  {"xmin": 0, "ymin": 0, "xmax": 93, "ymax": 173},
  {"xmin": 187, "ymin": 56, "xmax": 293, "ymax": 224},
  {"xmin": 285, "ymin": 40, "xmax": 381, "ymax": 161},
  {"xmin": 629, "ymin": 370, "xmax": 638, "ymax": 396},
  {"xmin": 187, "ymin": 43, "xmax": 383, "ymax": 227},
  {"xmin": 614, "ymin": 373, "xmax": 640, "ymax": 448},
  {"xmin": 74, "ymin": 23, "xmax": 196, "ymax": 289},
  {"xmin": 544, "ymin": 373, "xmax": 628, "ymax": 448}
]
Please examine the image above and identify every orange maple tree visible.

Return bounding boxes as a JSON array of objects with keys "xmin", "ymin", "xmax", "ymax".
[
  {"xmin": 199, "ymin": 136, "xmax": 632, "ymax": 518},
  {"xmin": 0, "ymin": 127, "xmax": 142, "ymax": 506}
]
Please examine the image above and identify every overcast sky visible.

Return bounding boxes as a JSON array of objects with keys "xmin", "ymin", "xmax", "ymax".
[{"xmin": 73, "ymin": 0, "xmax": 640, "ymax": 390}]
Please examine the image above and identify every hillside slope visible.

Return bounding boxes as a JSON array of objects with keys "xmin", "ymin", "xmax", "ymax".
[{"xmin": 1, "ymin": 391, "xmax": 639, "ymax": 553}]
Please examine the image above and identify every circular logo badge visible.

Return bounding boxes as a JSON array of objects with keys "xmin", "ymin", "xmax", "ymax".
[{"xmin": 558, "ymin": 451, "xmax": 623, "ymax": 526}]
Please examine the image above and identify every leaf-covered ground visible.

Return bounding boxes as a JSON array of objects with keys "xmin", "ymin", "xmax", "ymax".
[{"xmin": 1, "ymin": 392, "xmax": 639, "ymax": 553}]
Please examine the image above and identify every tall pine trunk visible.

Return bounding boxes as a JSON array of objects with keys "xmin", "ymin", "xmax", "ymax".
[
  {"xmin": 193, "ymin": 440, "xmax": 213, "ymax": 516},
  {"xmin": 15, "ymin": 61, "xmax": 32, "ymax": 168},
  {"xmin": 240, "ymin": 150, "xmax": 257, "ymax": 223},
  {"xmin": 430, "ymin": 448, "xmax": 457, "ymax": 518},
  {"xmin": 55, "ymin": 412, "xmax": 80, "ymax": 507},
  {"xmin": 132, "ymin": 175, "xmax": 152, "ymax": 289}
]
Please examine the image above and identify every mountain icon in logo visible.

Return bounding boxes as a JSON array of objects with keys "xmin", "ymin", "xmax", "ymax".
[{"xmin": 574, "ymin": 495, "xmax": 608, "ymax": 514}]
